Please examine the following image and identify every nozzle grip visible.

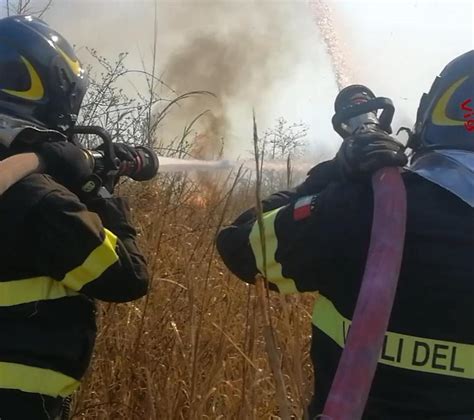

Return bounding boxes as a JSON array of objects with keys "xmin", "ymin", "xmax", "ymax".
[
  {"xmin": 332, "ymin": 97, "xmax": 395, "ymax": 138},
  {"xmin": 72, "ymin": 126, "xmax": 118, "ymax": 172}
]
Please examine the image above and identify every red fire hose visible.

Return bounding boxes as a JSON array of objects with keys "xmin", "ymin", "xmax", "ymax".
[
  {"xmin": 321, "ymin": 166, "xmax": 407, "ymax": 419},
  {"xmin": 0, "ymin": 153, "xmax": 42, "ymax": 196}
]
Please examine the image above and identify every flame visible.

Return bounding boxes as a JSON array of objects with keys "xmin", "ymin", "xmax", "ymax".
[{"xmin": 189, "ymin": 193, "xmax": 208, "ymax": 208}]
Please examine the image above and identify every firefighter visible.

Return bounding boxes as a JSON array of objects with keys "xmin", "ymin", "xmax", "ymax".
[
  {"xmin": 0, "ymin": 16, "xmax": 149, "ymax": 420},
  {"xmin": 217, "ymin": 50, "xmax": 474, "ymax": 419}
]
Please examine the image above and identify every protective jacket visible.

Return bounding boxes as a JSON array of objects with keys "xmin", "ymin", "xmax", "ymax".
[
  {"xmin": 0, "ymin": 172, "xmax": 149, "ymax": 402},
  {"xmin": 217, "ymin": 163, "xmax": 474, "ymax": 418}
]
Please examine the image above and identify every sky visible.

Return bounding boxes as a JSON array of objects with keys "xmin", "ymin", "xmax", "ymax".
[{"xmin": 12, "ymin": 0, "xmax": 474, "ymax": 159}]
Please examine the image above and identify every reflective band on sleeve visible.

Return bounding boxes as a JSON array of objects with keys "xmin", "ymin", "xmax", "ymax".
[
  {"xmin": 62, "ymin": 228, "xmax": 119, "ymax": 291},
  {"xmin": 0, "ymin": 229, "xmax": 119, "ymax": 306},
  {"xmin": 249, "ymin": 207, "xmax": 298, "ymax": 294},
  {"xmin": 0, "ymin": 361, "xmax": 80, "ymax": 397},
  {"xmin": 0, "ymin": 276, "xmax": 78, "ymax": 307},
  {"xmin": 312, "ymin": 294, "xmax": 474, "ymax": 379}
]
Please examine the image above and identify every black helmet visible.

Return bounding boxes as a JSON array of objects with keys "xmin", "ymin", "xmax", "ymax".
[
  {"xmin": 0, "ymin": 16, "xmax": 88, "ymax": 132},
  {"xmin": 410, "ymin": 50, "xmax": 474, "ymax": 156}
]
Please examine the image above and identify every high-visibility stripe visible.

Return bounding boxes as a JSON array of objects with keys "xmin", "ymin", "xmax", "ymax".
[
  {"xmin": 249, "ymin": 207, "xmax": 298, "ymax": 294},
  {"xmin": 312, "ymin": 294, "xmax": 474, "ymax": 379},
  {"xmin": 2, "ymin": 57, "xmax": 44, "ymax": 101},
  {"xmin": 0, "ymin": 361, "xmax": 80, "ymax": 397},
  {"xmin": 62, "ymin": 228, "xmax": 118, "ymax": 291},
  {"xmin": 432, "ymin": 76, "xmax": 469, "ymax": 126},
  {"xmin": 0, "ymin": 228, "xmax": 119, "ymax": 306},
  {"xmin": 57, "ymin": 47, "xmax": 83, "ymax": 76},
  {"xmin": 0, "ymin": 276, "xmax": 78, "ymax": 307}
]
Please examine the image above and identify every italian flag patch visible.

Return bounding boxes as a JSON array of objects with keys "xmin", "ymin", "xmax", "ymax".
[{"xmin": 293, "ymin": 195, "xmax": 317, "ymax": 221}]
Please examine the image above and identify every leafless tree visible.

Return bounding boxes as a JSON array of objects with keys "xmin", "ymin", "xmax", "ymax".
[
  {"xmin": 76, "ymin": 48, "xmax": 213, "ymax": 161},
  {"xmin": 257, "ymin": 117, "xmax": 309, "ymax": 160},
  {"xmin": 4, "ymin": 0, "xmax": 54, "ymax": 18}
]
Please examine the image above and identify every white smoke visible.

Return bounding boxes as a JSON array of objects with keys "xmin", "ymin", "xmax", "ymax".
[{"xmin": 28, "ymin": 0, "xmax": 473, "ymax": 160}]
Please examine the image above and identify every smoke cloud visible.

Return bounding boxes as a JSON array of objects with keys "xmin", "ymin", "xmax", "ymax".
[
  {"xmin": 41, "ymin": 0, "xmax": 472, "ymax": 160},
  {"xmin": 156, "ymin": 1, "xmax": 314, "ymax": 158},
  {"xmin": 40, "ymin": 0, "xmax": 341, "ymax": 158}
]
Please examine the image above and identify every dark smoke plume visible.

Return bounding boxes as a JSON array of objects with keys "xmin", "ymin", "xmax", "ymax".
[{"xmin": 159, "ymin": 1, "xmax": 306, "ymax": 158}]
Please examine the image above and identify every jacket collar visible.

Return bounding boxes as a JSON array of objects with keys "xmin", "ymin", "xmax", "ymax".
[
  {"xmin": 408, "ymin": 150, "xmax": 474, "ymax": 207},
  {"xmin": 0, "ymin": 114, "xmax": 64, "ymax": 149}
]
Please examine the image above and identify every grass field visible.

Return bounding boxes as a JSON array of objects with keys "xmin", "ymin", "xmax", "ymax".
[{"xmin": 71, "ymin": 171, "xmax": 316, "ymax": 419}]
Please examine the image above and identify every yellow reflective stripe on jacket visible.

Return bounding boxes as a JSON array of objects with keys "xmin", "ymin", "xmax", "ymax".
[
  {"xmin": 249, "ymin": 207, "xmax": 298, "ymax": 294},
  {"xmin": 0, "ymin": 277, "xmax": 78, "ymax": 307},
  {"xmin": 312, "ymin": 294, "xmax": 474, "ymax": 379},
  {"xmin": 62, "ymin": 228, "xmax": 118, "ymax": 291},
  {"xmin": 0, "ymin": 361, "xmax": 80, "ymax": 397},
  {"xmin": 0, "ymin": 228, "xmax": 118, "ymax": 306}
]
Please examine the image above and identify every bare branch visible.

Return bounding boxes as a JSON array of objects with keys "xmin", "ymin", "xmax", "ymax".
[{"xmin": 37, "ymin": 0, "xmax": 53, "ymax": 18}]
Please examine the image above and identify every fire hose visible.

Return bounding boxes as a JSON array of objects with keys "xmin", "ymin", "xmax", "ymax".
[
  {"xmin": 0, "ymin": 152, "xmax": 42, "ymax": 196},
  {"xmin": 0, "ymin": 125, "xmax": 159, "ymax": 196},
  {"xmin": 321, "ymin": 85, "xmax": 407, "ymax": 419},
  {"xmin": 0, "ymin": 87, "xmax": 407, "ymax": 420}
]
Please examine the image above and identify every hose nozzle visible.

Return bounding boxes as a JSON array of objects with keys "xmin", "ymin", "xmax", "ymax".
[{"xmin": 332, "ymin": 84, "xmax": 395, "ymax": 138}]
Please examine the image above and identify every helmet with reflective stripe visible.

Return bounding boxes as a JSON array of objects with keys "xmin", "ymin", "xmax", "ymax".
[
  {"xmin": 412, "ymin": 50, "xmax": 474, "ymax": 156},
  {"xmin": 0, "ymin": 15, "xmax": 88, "ymax": 132}
]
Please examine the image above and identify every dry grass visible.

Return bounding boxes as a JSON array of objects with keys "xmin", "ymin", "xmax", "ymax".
[{"xmin": 71, "ymin": 172, "xmax": 316, "ymax": 420}]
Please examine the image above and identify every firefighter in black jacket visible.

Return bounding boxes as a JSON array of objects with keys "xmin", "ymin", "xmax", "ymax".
[
  {"xmin": 0, "ymin": 16, "xmax": 149, "ymax": 420},
  {"xmin": 217, "ymin": 50, "xmax": 474, "ymax": 419}
]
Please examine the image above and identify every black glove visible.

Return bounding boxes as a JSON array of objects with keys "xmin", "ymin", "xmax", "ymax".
[
  {"xmin": 86, "ymin": 195, "xmax": 135, "ymax": 234},
  {"xmin": 33, "ymin": 140, "xmax": 94, "ymax": 193},
  {"xmin": 113, "ymin": 143, "xmax": 138, "ymax": 163},
  {"xmin": 336, "ymin": 128, "xmax": 407, "ymax": 179},
  {"xmin": 95, "ymin": 143, "xmax": 138, "ymax": 193}
]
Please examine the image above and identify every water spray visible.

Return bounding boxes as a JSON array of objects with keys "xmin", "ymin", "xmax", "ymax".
[
  {"xmin": 156, "ymin": 156, "xmax": 232, "ymax": 173},
  {"xmin": 0, "ymin": 124, "xmax": 238, "ymax": 197},
  {"xmin": 309, "ymin": 0, "xmax": 353, "ymax": 90}
]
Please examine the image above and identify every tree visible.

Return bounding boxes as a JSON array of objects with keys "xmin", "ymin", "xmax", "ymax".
[
  {"xmin": 4, "ymin": 0, "xmax": 54, "ymax": 17},
  {"xmin": 257, "ymin": 117, "xmax": 309, "ymax": 160},
  {"xmin": 77, "ymin": 48, "xmax": 213, "ymax": 159}
]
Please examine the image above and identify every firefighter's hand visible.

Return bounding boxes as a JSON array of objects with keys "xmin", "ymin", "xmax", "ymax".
[
  {"xmin": 336, "ymin": 128, "xmax": 407, "ymax": 179},
  {"xmin": 34, "ymin": 140, "xmax": 93, "ymax": 192},
  {"xmin": 113, "ymin": 143, "xmax": 138, "ymax": 163},
  {"xmin": 94, "ymin": 143, "xmax": 137, "ymax": 193}
]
